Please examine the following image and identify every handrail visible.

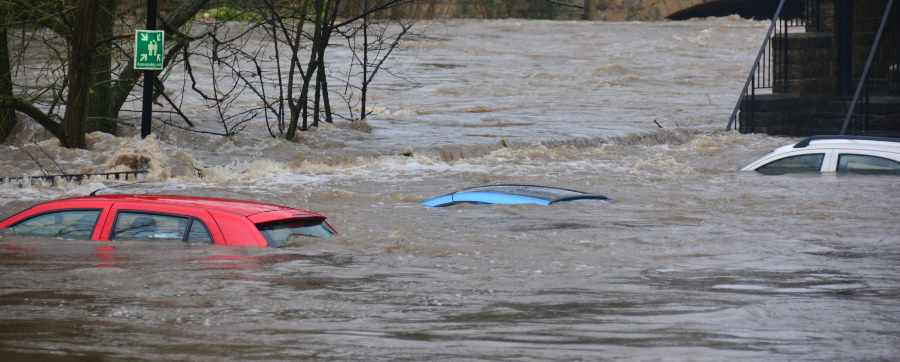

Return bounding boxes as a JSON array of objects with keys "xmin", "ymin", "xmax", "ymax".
[
  {"xmin": 726, "ymin": 0, "xmax": 790, "ymax": 131},
  {"xmin": 840, "ymin": 0, "xmax": 895, "ymax": 134}
]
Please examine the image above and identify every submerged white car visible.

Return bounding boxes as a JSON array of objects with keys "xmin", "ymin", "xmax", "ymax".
[{"xmin": 742, "ymin": 136, "xmax": 900, "ymax": 175}]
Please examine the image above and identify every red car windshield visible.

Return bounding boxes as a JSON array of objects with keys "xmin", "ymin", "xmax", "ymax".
[{"xmin": 256, "ymin": 219, "xmax": 335, "ymax": 248}]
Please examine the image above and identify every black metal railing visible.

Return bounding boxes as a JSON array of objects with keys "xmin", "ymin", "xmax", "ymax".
[
  {"xmin": 0, "ymin": 170, "xmax": 147, "ymax": 186},
  {"xmin": 727, "ymin": 0, "xmax": 819, "ymax": 131},
  {"xmin": 804, "ymin": 0, "xmax": 824, "ymax": 32}
]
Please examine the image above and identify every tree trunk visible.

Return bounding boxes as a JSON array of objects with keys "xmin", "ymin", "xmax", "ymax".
[
  {"xmin": 318, "ymin": 60, "xmax": 332, "ymax": 123},
  {"xmin": 583, "ymin": 0, "xmax": 597, "ymax": 20},
  {"xmin": 62, "ymin": 0, "xmax": 100, "ymax": 149},
  {"xmin": 312, "ymin": 0, "xmax": 332, "ymax": 128},
  {"xmin": 313, "ymin": 69, "xmax": 321, "ymax": 128},
  {"xmin": 319, "ymin": 1, "xmax": 337, "ymax": 124},
  {"xmin": 360, "ymin": 0, "xmax": 368, "ymax": 120},
  {"xmin": 427, "ymin": 0, "xmax": 437, "ymax": 19},
  {"xmin": 300, "ymin": 0, "xmax": 325, "ymax": 132},
  {"xmin": 0, "ymin": 4, "xmax": 17, "ymax": 143},
  {"xmin": 270, "ymin": 22, "xmax": 285, "ymax": 134},
  {"xmin": 87, "ymin": 0, "xmax": 117, "ymax": 135},
  {"xmin": 299, "ymin": 72, "xmax": 313, "ymax": 131},
  {"xmin": 283, "ymin": 2, "xmax": 309, "ymax": 140}
]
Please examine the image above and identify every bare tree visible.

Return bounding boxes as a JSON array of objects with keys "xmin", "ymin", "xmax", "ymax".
[
  {"xmin": 0, "ymin": 0, "xmax": 212, "ymax": 147},
  {"xmin": 0, "ymin": 0, "xmax": 417, "ymax": 146},
  {"xmin": 174, "ymin": 0, "xmax": 415, "ymax": 140},
  {"xmin": 61, "ymin": 0, "xmax": 100, "ymax": 148},
  {"xmin": 339, "ymin": 0, "xmax": 414, "ymax": 122},
  {"xmin": 0, "ymin": 3, "xmax": 16, "ymax": 141}
]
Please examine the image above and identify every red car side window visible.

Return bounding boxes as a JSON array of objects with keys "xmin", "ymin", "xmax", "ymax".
[
  {"xmin": 187, "ymin": 219, "xmax": 213, "ymax": 244},
  {"xmin": 8, "ymin": 209, "xmax": 101, "ymax": 240},
  {"xmin": 110, "ymin": 211, "xmax": 213, "ymax": 244},
  {"xmin": 112, "ymin": 212, "xmax": 190, "ymax": 241}
]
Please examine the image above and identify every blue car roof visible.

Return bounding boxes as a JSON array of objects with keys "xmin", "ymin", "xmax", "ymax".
[{"xmin": 421, "ymin": 184, "xmax": 609, "ymax": 207}]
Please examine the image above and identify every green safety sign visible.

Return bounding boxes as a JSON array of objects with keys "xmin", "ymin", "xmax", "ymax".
[{"xmin": 134, "ymin": 30, "xmax": 165, "ymax": 70}]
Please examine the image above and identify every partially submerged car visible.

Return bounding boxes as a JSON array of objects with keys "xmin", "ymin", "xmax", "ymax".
[
  {"xmin": 742, "ymin": 136, "xmax": 900, "ymax": 175},
  {"xmin": 0, "ymin": 195, "xmax": 335, "ymax": 248},
  {"xmin": 422, "ymin": 184, "xmax": 609, "ymax": 207}
]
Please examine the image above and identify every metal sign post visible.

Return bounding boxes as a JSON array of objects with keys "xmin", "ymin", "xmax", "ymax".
[{"xmin": 135, "ymin": 0, "xmax": 161, "ymax": 139}]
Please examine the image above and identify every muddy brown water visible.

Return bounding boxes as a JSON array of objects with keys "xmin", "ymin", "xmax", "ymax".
[{"xmin": 1, "ymin": 19, "xmax": 900, "ymax": 361}]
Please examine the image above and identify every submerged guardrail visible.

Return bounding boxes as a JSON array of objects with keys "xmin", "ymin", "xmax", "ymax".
[{"xmin": 0, "ymin": 170, "xmax": 147, "ymax": 186}]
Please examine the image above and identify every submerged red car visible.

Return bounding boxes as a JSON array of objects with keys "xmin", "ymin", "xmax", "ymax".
[{"xmin": 0, "ymin": 195, "xmax": 335, "ymax": 248}]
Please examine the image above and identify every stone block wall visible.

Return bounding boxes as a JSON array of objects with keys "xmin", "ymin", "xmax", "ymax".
[
  {"xmin": 806, "ymin": 0, "xmax": 834, "ymax": 32},
  {"xmin": 824, "ymin": 0, "xmax": 899, "ymax": 92},
  {"xmin": 771, "ymin": 32, "xmax": 835, "ymax": 95},
  {"xmin": 740, "ymin": 0, "xmax": 899, "ymax": 137},
  {"xmin": 739, "ymin": 94, "xmax": 900, "ymax": 136}
]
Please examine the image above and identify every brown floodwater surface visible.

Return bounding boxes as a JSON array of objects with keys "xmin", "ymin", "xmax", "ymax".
[{"xmin": 1, "ymin": 18, "xmax": 899, "ymax": 361}]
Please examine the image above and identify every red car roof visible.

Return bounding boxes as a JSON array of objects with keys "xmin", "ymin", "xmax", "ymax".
[{"xmin": 45, "ymin": 194, "xmax": 323, "ymax": 219}]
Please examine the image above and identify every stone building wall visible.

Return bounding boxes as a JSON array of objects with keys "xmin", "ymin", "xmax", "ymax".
[
  {"xmin": 741, "ymin": 0, "xmax": 899, "ymax": 137},
  {"xmin": 772, "ymin": 33, "xmax": 835, "ymax": 95},
  {"xmin": 770, "ymin": 0, "xmax": 897, "ymax": 96}
]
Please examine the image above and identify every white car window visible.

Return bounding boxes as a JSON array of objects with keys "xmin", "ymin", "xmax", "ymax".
[
  {"xmin": 837, "ymin": 154, "xmax": 900, "ymax": 175},
  {"xmin": 757, "ymin": 153, "xmax": 825, "ymax": 174}
]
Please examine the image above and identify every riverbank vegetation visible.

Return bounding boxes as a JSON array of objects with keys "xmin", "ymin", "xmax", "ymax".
[
  {"xmin": 0, "ymin": 0, "xmax": 634, "ymax": 150},
  {"xmin": 0, "ymin": 0, "xmax": 417, "ymax": 148}
]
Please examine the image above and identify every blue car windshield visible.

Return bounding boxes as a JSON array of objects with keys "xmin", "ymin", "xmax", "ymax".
[
  {"xmin": 460, "ymin": 185, "xmax": 587, "ymax": 201},
  {"xmin": 422, "ymin": 184, "xmax": 608, "ymax": 207},
  {"xmin": 257, "ymin": 219, "xmax": 335, "ymax": 248}
]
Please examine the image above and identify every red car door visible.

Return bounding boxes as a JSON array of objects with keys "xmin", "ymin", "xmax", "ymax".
[
  {"xmin": 98, "ymin": 202, "xmax": 225, "ymax": 244},
  {"xmin": 0, "ymin": 199, "xmax": 113, "ymax": 241}
]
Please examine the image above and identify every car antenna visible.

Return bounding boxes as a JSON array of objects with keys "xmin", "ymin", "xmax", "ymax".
[{"xmin": 90, "ymin": 181, "xmax": 152, "ymax": 197}]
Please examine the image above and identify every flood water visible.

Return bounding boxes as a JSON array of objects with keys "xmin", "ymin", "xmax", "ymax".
[{"xmin": 2, "ymin": 18, "xmax": 900, "ymax": 361}]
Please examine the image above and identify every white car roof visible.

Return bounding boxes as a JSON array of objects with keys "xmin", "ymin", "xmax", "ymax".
[{"xmin": 783, "ymin": 136, "xmax": 900, "ymax": 153}]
